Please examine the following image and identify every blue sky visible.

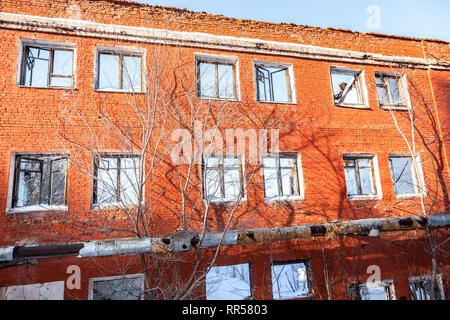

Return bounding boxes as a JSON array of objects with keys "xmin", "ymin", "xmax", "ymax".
[{"xmin": 134, "ymin": 0, "xmax": 450, "ymax": 41}]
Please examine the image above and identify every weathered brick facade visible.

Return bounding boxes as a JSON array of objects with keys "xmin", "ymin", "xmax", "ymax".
[{"xmin": 0, "ymin": 0, "xmax": 448, "ymax": 300}]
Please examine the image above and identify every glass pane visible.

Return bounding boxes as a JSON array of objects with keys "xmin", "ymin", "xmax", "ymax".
[
  {"xmin": 224, "ymin": 168, "xmax": 240, "ymax": 200},
  {"xmin": 98, "ymin": 54, "xmax": 119, "ymax": 90},
  {"xmin": 20, "ymin": 158, "xmax": 41, "ymax": 171},
  {"xmin": 390, "ymin": 157, "xmax": 416, "ymax": 195},
  {"xmin": 359, "ymin": 167, "xmax": 374, "ymax": 195},
  {"xmin": 223, "ymin": 157, "xmax": 239, "ymax": 168},
  {"xmin": 263, "ymin": 168, "xmax": 279, "ymax": 198},
  {"xmin": 52, "ymin": 50, "xmax": 73, "ymax": 76},
  {"xmin": 271, "ymin": 263, "xmax": 309, "ymax": 300},
  {"xmin": 331, "ymin": 71, "xmax": 360, "ymax": 104},
  {"xmin": 205, "ymin": 169, "xmax": 221, "ymax": 201},
  {"xmin": 96, "ymin": 157, "xmax": 118, "ymax": 204},
  {"xmin": 50, "ymin": 77, "xmax": 72, "ymax": 87},
  {"xmin": 357, "ymin": 158, "xmax": 371, "ymax": 167},
  {"xmin": 199, "ymin": 62, "xmax": 216, "ymax": 98},
  {"xmin": 256, "ymin": 67, "xmax": 270, "ymax": 102},
  {"xmin": 271, "ymin": 68, "xmax": 289, "ymax": 102},
  {"xmin": 360, "ymin": 286, "xmax": 388, "ymax": 300},
  {"xmin": 122, "ymin": 56, "xmax": 142, "ymax": 91},
  {"xmin": 375, "ymin": 75, "xmax": 384, "ymax": 85},
  {"xmin": 262, "ymin": 157, "xmax": 277, "ymax": 168},
  {"xmin": 24, "ymin": 48, "xmax": 50, "ymax": 87},
  {"xmin": 377, "ymin": 86, "xmax": 389, "ymax": 105},
  {"xmin": 50, "ymin": 158, "xmax": 67, "ymax": 205},
  {"xmin": 218, "ymin": 64, "xmax": 234, "ymax": 99},
  {"xmin": 388, "ymin": 78, "xmax": 402, "ymax": 104},
  {"xmin": 120, "ymin": 157, "xmax": 139, "ymax": 205},
  {"xmin": 206, "ymin": 264, "xmax": 251, "ymax": 300},
  {"xmin": 343, "ymin": 159, "xmax": 355, "ymax": 167},
  {"xmin": 206, "ymin": 157, "xmax": 220, "ymax": 168},
  {"xmin": 280, "ymin": 157, "xmax": 295, "ymax": 167},
  {"xmin": 93, "ymin": 276, "xmax": 142, "ymax": 300},
  {"xmin": 281, "ymin": 168, "xmax": 296, "ymax": 196},
  {"xmin": 344, "ymin": 167, "xmax": 358, "ymax": 196},
  {"xmin": 16, "ymin": 170, "xmax": 42, "ymax": 207}
]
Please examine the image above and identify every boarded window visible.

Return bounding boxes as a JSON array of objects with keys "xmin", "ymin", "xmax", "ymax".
[
  {"xmin": 343, "ymin": 156, "xmax": 376, "ymax": 197},
  {"xmin": 263, "ymin": 155, "xmax": 300, "ymax": 199},
  {"xmin": 375, "ymin": 73, "xmax": 407, "ymax": 108},
  {"xmin": 389, "ymin": 156, "xmax": 419, "ymax": 196},
  {"xmin": 271, "ymin": 260, "xmax": 311, "ymax": 300},
  {"xmin": 91, "ymin": 275, "xmax": 142, "ymax": 300},
  {"xmin": 203, "ymin": 156, "xmax": 242, "ymax": 202},
  {"xmin": 206, "ymin": 263, "xmax": 252, "ymax": 300},
  {"xmin": 20, "ymin": 45, "xmax": 73, "ymax": 88},
  {"xmin": 255, "ymin": 64, "xmax": 292, "ymax": 103},
  {"xmin": 12, "ymin": 155, "xmax": 67, "ymax": 209},
  {"xmin": 197, "ymin": 59, "xmax": 237, "ymax": 99},
  {"xmin": 0, "ymin": 281, "xmax": 64, "ymax": 300},
  {"xmin": 97, "ymin": 52, "xmax": 142, "ymax": 91},
  {"xmin": 331, "ymin": 68, "xmax": 365, "ymax": 106},
  {"xmin": 93, "ymin": 155, "xmax": 139, "ymax": 205}
]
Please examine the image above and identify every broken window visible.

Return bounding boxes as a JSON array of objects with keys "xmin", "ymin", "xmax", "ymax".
[
  {"xmin": 0, "ymin": 281, "xmax": 65, "ymax": 300},
  {"xmin": 12, "ymin": 155, "xmax": 67, "ymax": 209},
  {"xmin": 349, "ymin": 280, "xmax": 396, "ymax": 300},
  {"xmin": 271, "ymin": 260, "xmax": 311, "ymax": 300},
  {"xmin": 203, "ymin": 156, "xmax": 243, "ymax": 202},
  {"xmin": 97, "ymin": 51, "xmax": 142, "ymax": 91},
  {"xmin": 375, "ymin": 73, "xmax": 408, "ymax": 108},
  {"xmin": 343, "ymin": 156, "xmax": 377, "ymax": 197},
  {"xmin": 330, "ymin": 68, "xmax": 365, "ymax": 106},
  {"xmin": 409, "ymin": 275, "xmax": 445, "ymax": 300},
  {"xmin": 20, "ymin": 45, "xmax": 74, "ymax": 88},
  {"xmin": 197, "ymin": 57, "xmax": 237, "ymax": 99},
  {"xmin": 93, "ymin": 155, "xmax": 139, "ymax": 206},
  {"xmin": 90, "ymin": 275, "xmax": 143, "ymax": 300},
  {"xmin": 206, "ymin": 263, "xmax": 252, "ymax": 300},
  {"xmin": 389, "ymin": 156, "xmax": 421, "ymax": 196},
  {"xmin": 263, "ymin": 155, "xmax": 301, "ymax": 199},
  {"xmin": 255, "ymin": 63, "xmax": 293, "ymax": 103}
]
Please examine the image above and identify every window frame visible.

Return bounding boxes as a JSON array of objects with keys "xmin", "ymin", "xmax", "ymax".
[
  {"xmin": 205, "ymin": 262, "xmax": 253, "ymax": 300},
  {"xmin": 7, "ymin": 153, "xmax": 69, "ymax": 214},
  {"xmin": 330, "ymin": 66, "xmax": 368, "ymax": 109},
  {"xmin": 195, "ymin": 53, "xmax": 240, "ymax": 101},
  {"xmin": 375, "ymin": 72, "xmax": 411, "ymax": 110},
  {"xmin": 254, "ymin": 60, "xmax": 295, "ymax": 104},
  {"xmin": 409, "ymin": 274, "xmax": 445, "ymax": 300},
  {"xmin": 88, "ymin": 274, "xmax": 144, "ymax": 300},
  {"xmin": 17, "ymin": 39, "xmax": 76, "ymax": 89},
  {"xmin": 202, "ymin": 154, "xmax": 245, "ymax": 203},
  {"xmin": 262, "ymin": 153, "xmax": 305, "ymax": 201},
  {"xmin": 343, "ymin": 153, "xmax": 382, "ymax": 200},
  {"xmin": 349, "ymin": 279, "xmax": 396, "ymax": 300},
  {"xmin": 388, "ymin": 154, "xmax": 426, "ymax": 198},
  {"xmin": 270, "ymin": 258, "xmax": 313, "ymax": 300},
  {"xmin": 94, "ymin": 46, "xmax": 145, "ymax": 93},
  {"xmin": 92, "ymin": 154, "xmax": 141, "ymax": 208}
]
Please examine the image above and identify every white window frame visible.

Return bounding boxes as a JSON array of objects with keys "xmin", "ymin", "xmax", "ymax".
[
  {"xmin": 94, "ymin": 46, "xmax": 146, "ymax": 93},
  {"xmin": 88, "ymin": 274, "xmax": 144, "ymax": 300},
  {"xmin": 349, "ymin": 279, "xmax": 396, "ymax": 300},
  {"xmin": 271, "ymin": 259, "xmax": 313, "ymax": 300},
  {"xmin": 343, "ymin": 153, "xmax": 383, "ymax": 201},
  {"xmin": 6, "ymin": 152, "xmax": 69, "ymax": 214},
  {"xmin": 330, "ymin": 66, "xmax": 369, "ymax": 109},
  {"xmin": 262, "ymin": 153, "xmax": 305, "ymax": 201},
  {"xmin": 195, "ymin": 53, "xmax": 240, "ymax": 101},
  {"xmin": 17, "ymin": 39, "xmax": 77, "ymax": 89},
  {"xmin": 389, "ymin": 153, "xmax": 426, "ymax": 199},
  {"xmin": 409, "ymin": 274, "xmax": 445, "ymax": 300},
  {"xmin": 254, "ymin": 60, "xmax": 296, "ymax": 104},
  {"xmin": 375, "ymin": 71, "xmax": 412, "ymax": 110}
]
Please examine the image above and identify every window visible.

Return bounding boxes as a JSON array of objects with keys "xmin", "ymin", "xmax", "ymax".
[
  {"xmin": 19, "ymin": 43, "xmax": 74, "ymax": 88},
  {"xmin": 349, "ymin": 280, "xmax": 396, "ymax": 300},
  {"xmin": 89, "ymin": 274, "xmax": 143, "ymax": 300},
  {"xmin": 96, "ymin": 48, "xmax": 143, "ymax": 91},
  {"xmin": 330, "ymin": 67, "xmax": 366, "ymax": 107},
  {"xmin": 11, "ymin": 155, "xmax": 67, "ymax": 210},
  {"xmin": 375, "ymin": 72, "xmax": 409, "ymax": 109},
  {"xmin": 206, "ymin": 263, "xmax": 252, "ymax": 300},
  {"xmin": 271, "ymin": 260, "xmax": 312, "ymax": 300},
  {"xmin": 343, "ymin": 155, "xmax": 380, "ymax": 199},
  {"xmin": 93, "ymin": 155, "xmax": 140, "ymax": 206},
  {"xmin": 409, "ymin": 275, "xmax": 445, "ymax": 300},
  {"xmin": 0, "ymin": 281, "xmax": 64, "ymax": 300},
  {"xmin": 262, "ymin": 154, "xmax": 303, "ymax": 200},
  {"xmin": 203, "ymin": 156, "xmax": 243, "ymax": 202},
  {"xmin": 389, "ymin": 155, "xmax": 424, "ymax": 197},
  {"xmin": 196, "ymin": 55, "xmax": 238, "ymax": 100},
  {"xmin": 255, "ymin": 62, "xmax": 293, "ymax": 103}
]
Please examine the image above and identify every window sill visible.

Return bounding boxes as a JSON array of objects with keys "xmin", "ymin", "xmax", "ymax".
[
  {"xmin": 395, "ymin": 193, "xmax": 424, "ymax": 199},
  {"xmin": 348, "ymin": 195, "xmax": 382, "ymax": 201},
  {"xmin": 202, "ymin": 197, "xmax": 247, "ymax": 205},
  {"xmin": 265, "ymin": 195, "xmax": 304, "ymax": 202},
  {"xmin": 334, "ymin": 103, "xmax": 370, "ymax": 110},
  {"xmin": 92, "ymin": 202, "xmax": 139, "ymax": 210},
  {"xmin": 198, "ymin": 96, "xmax": 240, "ymax": 102},
  {"xmin": 256, "ymin": 100, "xmax": 296, "ymax": 105},
  {"xmin": 7, "ymin": 205, "xmax": 68, "ymax": 214},
  {"xmin": 17, "ymin": 85, "xmax": 75, "ymax": 90},
  {"xmin": 380, "ymin": 105, "xmax": 410, "ymax": 111},
  {"xmin": 94, "ymin": 89, "xmax": 146, "ymax": 94}
]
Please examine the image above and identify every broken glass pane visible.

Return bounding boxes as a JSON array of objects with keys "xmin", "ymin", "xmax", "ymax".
[
  {"xmin": 206, "ymin": 264, "xmax": 251, "ymax": 300},
  {"xmin": 24, "ymin": 47, "xmax": 50, "ymax": 87},
  {"xmin": 271, "ymin": 262, "xmax": 309, "ymax": 300},
  {"xmin": 49, "ymin": 158, "xmax": 67, "ymax": 205},
  {"xmin": 390, "ymin": 157, "xmax": 416, "ymax": 195},
  {"xmin": 331, "ymin": 71, "xmax": 361, "ymax": 105},
  {"xmin": 98, "ymin": 53, "xmax": 120, "ymax": 90},
  {"xmin": 256, "ymin": 66, "xmax": 290, "ymax": 103},
  {"xmin": 360, "ymin": 285, "xmax": 388, "ymax": 300},
  {"xmin": 17, "ymin": 168, "xmax": 42, "ymax": 207},
  {"xmin": 122, "ymin": 56, "xmax": 141, "ymax": 91},
  {"xmin": 92, "ymin": 276, "xmax": 142, "ymax": 300}
]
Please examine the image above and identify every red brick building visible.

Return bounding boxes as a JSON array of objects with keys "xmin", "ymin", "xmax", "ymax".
[{"xmin": 0, "ymin": 0, "xmax": 449, "ymax": 300}]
